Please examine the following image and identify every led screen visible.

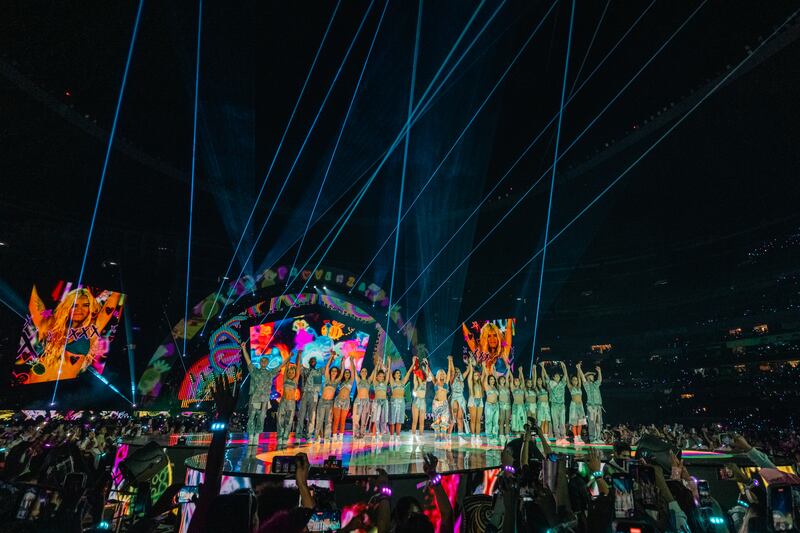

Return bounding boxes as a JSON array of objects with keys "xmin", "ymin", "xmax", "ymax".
[
  {"xmin": 176, "ymin": 313, "xmax": 370, "ymax": 404},
  {"xmin": 250, "ymin": 313, "xmax": 370, "ymax": 398},
  {"xmin": 13, "ymin": 281, "xmax": 125, "ymax": 385},
  {"xmin": 460, "ymin": 318, "xmax": 516, "ymax": 371}
]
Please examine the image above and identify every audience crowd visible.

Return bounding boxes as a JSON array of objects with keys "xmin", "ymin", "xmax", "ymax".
[{"xmin": 1, "ymin": 381, "xmax": 798, "ymax": 532}]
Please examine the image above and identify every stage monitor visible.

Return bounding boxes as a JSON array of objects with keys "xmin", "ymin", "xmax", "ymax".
[
  {"xmin": 460, "ymin": 318, "xmax": 516, "ymax": 371},
  {"xmin": 13, "ymin": 281, "xmax": 125, "ymax": 386}
]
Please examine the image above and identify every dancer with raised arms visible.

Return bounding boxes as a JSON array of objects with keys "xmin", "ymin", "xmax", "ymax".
[
  {"xmin": 542, "ymin": 361, "xmax": 568, "ymax": 445},
  {"xmin": 295, "ymin": 354, "xmax": 323, "ymax": 442},
  {"xmin": 483, "ymin": 367, "xmax": 499, "ymax": 442},
  {"xmin": 449, "ymin": 356, "xmax": 468, "ymax": 437},
  {"xmin": 534, "ymin": 363, "xmax": 551, "ymax": 440},
  {"xmin": 314, "ymin": 351, "xmax": 342, "ymax": 442},
  {"xmin": 525, "ymin": 371, "xmax": 538, "ymax": 426},
  {"xmin": 411, "ymin": 358, "xmax": 430, "ymax": 440},
  {"xmin": 331, "ymin": 355, "xmax": 357, "ymax": 441},
  {"xmin": 240, "ymin": 339, "xmax": 291, "ymax": 444},
  {"xmin": 511, "ymin": 367, "xmax": 527, "ymax": 434},
  {"xmin": 352, "ymin": 362, "xmax": 372, "ymax": 439},
  {"xmin": 497, "ymin": 368, "xmax": 512, "ymax": 440},
  {"xmin": 578, "ymin": 362, "xmax": 604, "ymax": 443},
  {"xmin": 387, "ymin": 355, "xmax": 413, "ymax": 440},
  {"xmin": 370, "ymin": 359, "xmax": 389, "ymax": 440},
  {"xmin": 430, "ymin": 357, "xmax": 453, "ymax": 440},
  {"xmin": 567, "ymin": 363, "xmax": 586, "ymax": 444},
  {"xmin": 276, "ymin": 354, "xmax": 300, "ymax": 443},
  {"xmin": 465, "ymin": 357, "xmax": 484, "ymax": 441}
]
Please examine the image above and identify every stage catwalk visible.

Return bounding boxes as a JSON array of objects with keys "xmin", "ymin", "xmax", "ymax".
[{"xmin": 180, "ymin": 431, "xmax": 734, "ymax": 479}]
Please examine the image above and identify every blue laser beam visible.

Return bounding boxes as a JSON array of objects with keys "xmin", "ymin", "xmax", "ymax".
[
  {"xmin": 386, "ymin": 0, "xmax": 655, "ymax": 305},
  {"xmin": 353, "ymin": 0, "xmax": 559, "ymax": 290},
  {"xmin": 199, "ymin": 0, "xmax": 342, "ymax": 336},
  {"xmin": 255, "ymin": 0, "xmax": 502, "ymax": 325},
  {"xmin": 241, "ymin": 2, "xmax": 503, "ymax": 295},
  {"xmin": 253, "ymin": 4, "xmax": 520, "ymax": 286},
  {"xmin": 88, "ymin": 367, "xmax": 133, "ymax": 406},
  {"xmin": 530, "ymin": 0, "xmax": 575, "ymax": 373},
  {"xmin": 568, "ymin": 0, "xmax": 609, "ymax": 97},
  {"xmin": 183, "ymin": 0, "xmax": 202, "ymax": 361},
  {"xmin": 51, "ymin": 0, "xmax": 144, "ymax": 407},
  {"xmin": 290, "ymin": 0, "xmax": 389, "ymax": 285},
  {"xmin": 283, "ymin": 0, "xmax": 501, "ymax": 291},
  {"xmin": 215, "ymin": 0, "xmax": 377, "ymax": 322},
  {"xmin": 401, "ymin": 0, "xmax": 705, "ymax": 324},
  {"xmin": 124, "ymin": 305, "xmax": 136, "ymax": 405},
  {"xmin": 424, "ymin": 5, "xmax": 799, "ymax": 360},
  {"xmin": 0, "ymin": 295, "xmax": 25, "ymax": 319},
  {"xmin": 383, "ymin": 0, "xmax": 422, "ymax": 363}
]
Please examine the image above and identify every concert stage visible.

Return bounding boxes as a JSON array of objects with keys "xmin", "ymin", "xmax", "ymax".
[
  {"xmin": 182, "ymin": 432, "xmax": 736, "ymax": 480},
  {"xmin": 170, "ymin": 432, "xmax": 756, "ymax": 533}
]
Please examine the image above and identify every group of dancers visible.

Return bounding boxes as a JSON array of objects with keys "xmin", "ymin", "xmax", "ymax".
[{"xmin": 239, "ymin": 340, "xmax": 605, "ymax": 445}]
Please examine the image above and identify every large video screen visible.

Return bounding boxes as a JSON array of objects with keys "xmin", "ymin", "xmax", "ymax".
[
  {"xmin": 250, "ymin": 313, "xmax": 370, "ymax": 398},
  {"xmin": 13, "ymin": 282, "xmax": 125, "ymax": 385},
  {"xmin": 460, "ymin": 318, "xmax": 516, "ymax": 371}
]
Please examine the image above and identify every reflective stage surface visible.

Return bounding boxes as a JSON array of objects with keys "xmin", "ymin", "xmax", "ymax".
[{"xmin": 183, "ymin": 432, "xmax": 734, "ymax": 479}]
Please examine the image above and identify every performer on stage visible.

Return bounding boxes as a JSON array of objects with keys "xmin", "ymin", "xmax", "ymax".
[
  {"xmin": 497, "ymin": 370, "xmax": 512, "ymax": 439},
  {"xmin": 332, "ymin": 356, "xmax": 357, "ymax": 441},
  {"xmin": 449, "ymin": 357, "xmax": 468, "ymax": 436},
  {"xmin": 295, "ymin": 355, "xmax": 323, "ymax": 442},
  {"xmin": 566, "ymin": 364, "xmax": 586, "ymax": 444},
  {"xmin": 240, "ymin": 340, "xmax": 290, "ymax": 444},
  {"xmin": 370, "ymin": 361, "xmax": 389, "ymax": 439},
  {"xmin": 534, "ymin": 364, "xmax": 551, "ymax": 440},
  {"xmin": 511, "ymin": 368, "xmax": 527, "ymax": 434},
  {"xmin": 483, "ymin": 369, "xmax": 499, "ymax": 441},
  {"xmin": 542, "ymin": 361, "xmax": 568, "ymax": 445},
  {"xmin": 352, "ymin": 365, "xmax": 372, "ymax": 439},
  {"xmin": 387, "ymin": 355, "xmax": 413, "ymax": 440},
  {"xmin": 411, "ymin": 359, "xmax": 430, "ymax": 439},
  {"xmin": 315, "ymin": 352, "xmax": 342, "ymax": 442},
  {"xmin": 465, "ymin": 357, "xmax": 483, "ymax": 439},
  {"xmin": 431, "ymin": 358, "xmax": 453, "ymax": 440},
  {"xmin": 276, "ymin": 356, "xmax": 300, "ymax": 443},
  {"xmin": 525, "ymin": 373, "xmax": 538, "ymax": 424},
  {"xmin": 578, "ymin": 363, "xmax": 604, "ymax": 443}
]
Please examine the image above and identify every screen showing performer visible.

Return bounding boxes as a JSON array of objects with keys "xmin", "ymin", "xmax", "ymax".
[
  {"xmin": 250, "ymin": 313, "xmax": 370, "ymax": 398},
  {"xmin": 461, "ymin": 318, "xmax": 515, "ymax": 371},
  {"xmin": 13, "ymin": 281, "xmax": 125, "ymax": 385}
]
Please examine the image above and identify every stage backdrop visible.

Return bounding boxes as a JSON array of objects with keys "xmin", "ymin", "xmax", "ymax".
[{"xmin": 138, "ymin": 265, "xmax": 418, "ymax": 409}]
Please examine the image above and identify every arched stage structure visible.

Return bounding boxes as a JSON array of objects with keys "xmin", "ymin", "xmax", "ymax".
[{"xmin": 136, "ymin": 265, "xmax": 420, "ymax": 409}]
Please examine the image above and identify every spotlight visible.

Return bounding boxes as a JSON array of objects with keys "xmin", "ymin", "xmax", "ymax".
[
  {"xmin": 323, "ymin": 286, "xmax": 327, "ymax": 290},
  {"xmin": 0, "ymin": 241, "xmax": 7, "ymax": 247}
]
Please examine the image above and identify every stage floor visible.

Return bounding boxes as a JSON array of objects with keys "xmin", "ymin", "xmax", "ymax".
[{"xmin": 183, "ymin": 432, "xmax": 735, "ymax": 479}]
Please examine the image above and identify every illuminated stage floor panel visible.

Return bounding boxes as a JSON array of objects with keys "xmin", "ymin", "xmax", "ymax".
[{"xmin": 183, "ymin": 432, "xmax": 734, "ymax": 479}]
